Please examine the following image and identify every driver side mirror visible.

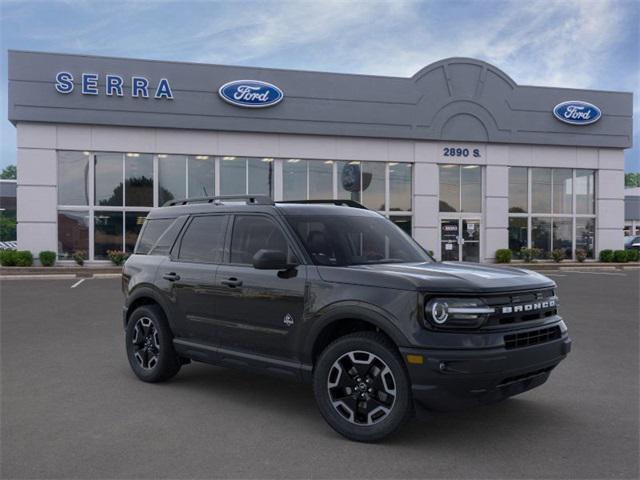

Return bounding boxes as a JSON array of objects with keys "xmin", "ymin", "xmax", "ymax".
[{"xmin": 252, "ymin": 249, "xmax": 294, "ymax": 270}]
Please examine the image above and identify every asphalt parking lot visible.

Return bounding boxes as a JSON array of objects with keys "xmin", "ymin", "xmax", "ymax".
[{"xmin": 1, "ymin": 269, "xmax": 639, "ymax": 479}]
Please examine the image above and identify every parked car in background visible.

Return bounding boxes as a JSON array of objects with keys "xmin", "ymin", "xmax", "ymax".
[{"xmin": 624, "ymin": 236, "xmax": 640, "ymax": 250}]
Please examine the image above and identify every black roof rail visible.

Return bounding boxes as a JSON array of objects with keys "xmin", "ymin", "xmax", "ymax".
[
  {"xmin": 163, "ymin": 195, "xmax": 274, "ymax": 207},
  {"xmin": 277, "ymin": 199, "xmax": 367, "ymax": 209}
]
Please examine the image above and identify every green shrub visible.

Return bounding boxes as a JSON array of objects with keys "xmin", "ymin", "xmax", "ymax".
[
  {"xmin": 14, "ymin": 250, "xmax": 34, "ymax": 267},
  {"xmin": 626, "ymin": 249, "xmax": 639, "ymax": 262},
  {"xmin": 73, "ymin": 250, "xmax": 87, "ymax": 266},
  {"xmin": 599, "ymin": 249, "xmax": 613, "ymax": 262},
  {"xmin": 495, "ymin": 249, "xmax": 512, "ymax": 263},
  {"xmin": 520, "ymin": 248, "xmax": 533, "ymax": 262},
  {"xmin": 0, "ymin": 249, "xmax": 18, "ymax": 266},
  {"xmin": 575, "ymin": 249, "xmax": 587, "ymax": 263},
  {"xmin": 613, "ymin": 250, "xmax": 628, "ymax": 263},
  {"xmin": 551, "ymin": 249, "xmax": 565, "ymax": 263},
  {"xmin": 38, "ymin": 250, "xmax": 57, "ymax": 267},
  {"xmin": 107, "ymin": 250, "xmax": 128, "ymax": 266},
  {"xmin": 427, "ymin": 249, "xmax": 434, "ymax": 257}
]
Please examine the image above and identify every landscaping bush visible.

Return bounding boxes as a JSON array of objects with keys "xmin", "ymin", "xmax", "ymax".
[
  {"xmin": 107, "ymin": 250, "xmax": 128, "ymax": 266},
  {"xmin": 495, "ymin": 249, "xmax": 512, "ymax": 263},
  {"xmin": 599, "ymin": 249, "xmax": 614, "ymax": 262},
  {"xmin": 613, "ymin": 250, "xmax": 628, "ymax": 263},
  {"xmin": 575, "ymin": 249, "xmax": 587, "ymax": 263},
  {"xmin": 520, "ymin": 248, "xmax": 534, "ymax": 262},
  {"xmin": 0, "ymin": 249, "xmax": 18, "ymax": 266},
  {"xmin": 427, "ymin": 249, "xmax": 434, "ymax": 257},
  {"xmin": 73, "ymin": 250, "xmax": 87, "ymax": 266},
  {"xmin": 551, "ymin": 249, "xmax": 565, "ymax": 263},
  {"xmin": 626, "ymin": 249, "xmax": 639, "ymax": 262},
  {"xmin": 39, "ymin": 250, "xmax": 57, "ymax": 267},
  {"xmin": 14, "ymin": 250, "xmax": 34, "ymax": 267}
]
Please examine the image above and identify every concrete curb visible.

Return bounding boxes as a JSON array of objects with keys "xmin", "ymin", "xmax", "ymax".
[
  {"xmin": 512, "ymin": 262, "xmax": 639, "ymax": 271},
  {"xmin": 0, "ymin": 266, "xmax": 122, "ymax": 277}
]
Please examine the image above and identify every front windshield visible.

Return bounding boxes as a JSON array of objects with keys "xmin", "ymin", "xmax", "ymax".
[{"xmin": 286, "ymin": 214, "xmax": 432, "ymax": 266}]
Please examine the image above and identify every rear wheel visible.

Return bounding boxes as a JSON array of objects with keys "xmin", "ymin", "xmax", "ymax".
[
  {"xmin": 125, "ymin": 305, "xmax": 181, "ymax": 382},
  {"xmin": 313, "ymin": 332, "xmax": 412, "ymax": 442}
]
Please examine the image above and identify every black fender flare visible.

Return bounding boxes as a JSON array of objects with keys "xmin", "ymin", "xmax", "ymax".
[{"xmin": 124, "ymin": 284, "xmax": 174, "ymax": 328}]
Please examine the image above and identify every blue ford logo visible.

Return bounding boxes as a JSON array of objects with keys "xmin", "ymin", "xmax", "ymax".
[
  {"xmin": 553, "ymin": 100, "xmax": 601, "ymax": 125},
  {"xmin": 218, "ymin": 80, "xmax": 283, "ymax": 108}
]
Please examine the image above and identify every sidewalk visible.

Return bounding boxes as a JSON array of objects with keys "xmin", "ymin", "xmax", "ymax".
[{"xmin": 0, "ymin": 266, "xmax": 122, "ymax": 277}]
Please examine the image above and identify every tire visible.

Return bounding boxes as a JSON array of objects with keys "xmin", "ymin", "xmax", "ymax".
[
  {"xmin": 313, "ymin": 331, "xmax": 412, "ymax": 442},
  {"xmin": 125, "ymin": 304, "xmax": 181, "ymax": 383}
]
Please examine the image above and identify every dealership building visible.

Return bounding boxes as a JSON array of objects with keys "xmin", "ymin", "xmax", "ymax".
[{"xmin": 7, "ymin": 50, "xmax": 633, "ymax": 262}]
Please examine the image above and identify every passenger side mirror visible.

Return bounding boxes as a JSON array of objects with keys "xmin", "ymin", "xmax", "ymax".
[{"xmin": 252, "ymin": 249, "xmax": 292, "ymax": 270}]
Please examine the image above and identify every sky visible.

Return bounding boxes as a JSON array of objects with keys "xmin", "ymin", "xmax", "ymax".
[{"xmin": 0, "ymin": 0, "xmax": 638, "ymax": 172}]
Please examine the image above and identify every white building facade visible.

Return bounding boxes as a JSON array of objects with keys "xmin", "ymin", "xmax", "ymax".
[{"xmin": 8, "ymin": 51, "xmax": 633, "ymax": 263}]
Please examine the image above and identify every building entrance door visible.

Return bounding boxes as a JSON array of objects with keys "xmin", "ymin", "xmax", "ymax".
[{"xmin": 440, "ymin": 218, "xmax": 481, "ymax": 262}]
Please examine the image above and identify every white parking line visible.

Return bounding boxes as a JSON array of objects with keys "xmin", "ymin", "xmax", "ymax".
[
  {"xmin": 544, "ymin": 273, "xmax": 567, "ymax": 277},
  {"xmin": 569, "ymin": 270, "xmax": 627, "ymax": 276},
  {"xmin": 70, "ymin": 278, "xmax": 86, "ymax": 288}
]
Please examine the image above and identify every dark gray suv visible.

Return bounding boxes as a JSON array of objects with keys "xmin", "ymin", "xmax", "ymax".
[{"xmin": 122, "ymin": 196, "xmax": 571, "ymax": 442}]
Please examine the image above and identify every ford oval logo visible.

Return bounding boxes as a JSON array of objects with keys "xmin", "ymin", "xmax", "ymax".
[
  {"xmin": 218, "ymin": 80, "xmax": 283, "ymax": 108},
  {"xmin": 553, "ymin": 100, "xmax": 601, "ymax": 125}
]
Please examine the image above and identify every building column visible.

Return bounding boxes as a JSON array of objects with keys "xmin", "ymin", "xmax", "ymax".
[
  {"xmin": 413, "ymin": 142, "xmax": 439, "ymax": 257},
  {"xmin": 596, "ymin": 149, "xmax": 625, "ymax": 253},
  {"xmin": 16, "ymin": 123, "xmax": 58, "ymax": 258},
  {"xmin": 484, "ymin": 165, "xmax": 509, "ymax": 262}
]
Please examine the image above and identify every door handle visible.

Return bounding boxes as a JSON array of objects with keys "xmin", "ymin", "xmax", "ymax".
[
  {"xmin": 162, "ymin": 272, "xmax": 181, "ymax": 281},
  {"xmin": 221, "ymin": 277, "xmax": 243, "ymax": 288}
]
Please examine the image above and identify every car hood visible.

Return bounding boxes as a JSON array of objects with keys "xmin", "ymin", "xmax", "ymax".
[{"xmin": 316, "ymin": 262, "xmax": 555, "ymax": 293}]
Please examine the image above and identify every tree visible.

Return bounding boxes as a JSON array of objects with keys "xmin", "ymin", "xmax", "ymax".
[
  {"xmin": 625, "ymin": 172, "xmax": 640, "ymax": 188},
  {"xmin": 1, "ymin": 165, "xmax": 16, "ymax": 179}
]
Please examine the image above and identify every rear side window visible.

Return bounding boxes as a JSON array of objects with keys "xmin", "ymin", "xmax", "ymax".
[
  {"xmin": 178, "ymin": 215, "xmax": 227, "ymax": 263},
  {"xmin": 230, "ymin": 216, "xmax": 289, "ymax": 264},
  {"xmin": 135, "ymin": 218, "xmax": 175, "ymax": 254}
]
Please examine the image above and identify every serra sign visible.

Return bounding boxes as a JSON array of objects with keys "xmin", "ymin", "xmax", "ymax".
[{"xmin": 55, "ymin": 72, "xmax": 174, "ymax": 99}]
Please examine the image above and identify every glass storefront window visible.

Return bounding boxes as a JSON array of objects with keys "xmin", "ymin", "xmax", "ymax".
[
  {"xmin": 57, "ymin": 210, "xmax": 89, "ymax": 259},
  {"xmin": 283, "ymin": 159, "xmax": 307, "ymax": 200},
  {"xmin": 531, "ymin": 217, "xmax": 551, "ymax": 259},
  {"xmin": 461, "ymin": 165, "xmax": 481, "ymax": 213},
  {"xmin": 158, "ymin": 155, "xmax": 186, "ymax": 205},
  {"xmin": 220, "ymin": 156, "xmax": 246, "ymax": 196},
  {"xmin": 58, "ymin": 151, "xmax": 90, "ymax": 205},
  {"xmin": 337, "ymin": 161, "xmax": 361, "ymax": 202},
  {"xmin": 389, "ymin": 163, "xmax": 412, "ymax": 211},
  {"xmin": 552, "ymin": 217, "xmax": 572, "ymax": 258},
  {"xmin": 508, "ymin": 217, "xmax": 527, "ymax": 258},
  {"xmin": 248, "ymin": 158, "xmax": 272, "ymax": 195},
  {"xmin": 576, "ymin": 170, "xmax": 595, "ymax": 214},
  {"xmin": 390, "ymin": 216, "xmax": 412, "ymax": 236},
  {"xmin": 95, "ymin": 153, "xmax": 123, "ymax": 206},
  {"xmin": 531, "ymin": 168, "xmax": 552, "ymax": 213},
  {"xmin": 188, "ymin": 156, "xmax": 215, "ymax": 198},
  {"xmin": 125, "ymin": 212, "xmax": 148, "ymax": 252},
  {"xmin": 94, "ymin": 211, "xmax": 123, "ymax": 259},
  {"xmin": 125, "ymin": 153, "xmax": 153, "ymax": 206},
  {"xmin": 508, "ymin": 167, "xmax": 528, "ymax": 213},
  {"xmin": 576, "ymin": 218, "xmax": 595, "ymax": 258},
  {"xmin": 308, "ymin": 160, "xmax": 333, "ymax": 200},
  {"xmin": 361, "ymin": 162, "xmax": 385, "ymax": 210},
  {"xmin": 439, "ymin": 165, "xmax": 459, "ymax": 212},
  {"xmin": 552, "ymin": 169, "xmax": 572, "ymax": 214}
]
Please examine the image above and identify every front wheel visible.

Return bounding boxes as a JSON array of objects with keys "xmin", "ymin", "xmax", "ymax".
[{"xmin": 313, "ymin": 332, "xmax": 412, "ymax": 442}]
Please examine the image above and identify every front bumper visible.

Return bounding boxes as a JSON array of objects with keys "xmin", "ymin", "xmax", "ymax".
[{"xmin": 400, "ymin": 330, "xmax": 571, "ymax": 411}]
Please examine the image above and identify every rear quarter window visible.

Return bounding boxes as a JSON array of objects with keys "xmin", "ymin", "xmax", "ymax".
[{"xmin": 135, "ymin": 217, "xmax": 184, "ymax": 255}]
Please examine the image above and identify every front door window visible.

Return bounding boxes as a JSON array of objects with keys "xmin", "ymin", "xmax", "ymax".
[{"xmin": 440, "ymin": 218, "xmax": 481, "ymax": 262}]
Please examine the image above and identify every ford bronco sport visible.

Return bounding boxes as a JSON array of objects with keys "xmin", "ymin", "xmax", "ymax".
[{"xmin": 122, "ymin": 195, "xmax": 571, "ymax": 442}]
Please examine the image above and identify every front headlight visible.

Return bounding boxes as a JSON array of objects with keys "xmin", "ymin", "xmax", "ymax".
[{"xmin": 424, "ymin": 297, "xmax": 494, "ymax": 329}]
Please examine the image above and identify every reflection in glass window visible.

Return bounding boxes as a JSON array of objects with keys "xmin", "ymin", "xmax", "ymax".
[
  {"xmin": 390, "ymin": 216, "xmax": 412, "ymax": 236},
  {"xmin": 389, "ymin": 163, "xmax": 412, "ymax": 211},
  {"xmin": 220, "ymin": 156, "xmax": 246, "ymax": 195},
  {"xmin": 531, "ymin": 217, "xmax": 551, "ymax": 258},
  {"xmin": 508, "ymin": 167, "xmax": 528, "ymax": 213},
  {"xmin": 158, "ymin": 155, "xmax": 186, "ymax": 205},
  {"xmin": 531, "ymin": 168, "xmax": 552, "ymax": 213},
  {"xmin": 361, "ymin": 162, "xmax": 386, "ymax": 210},
  {"xmin": 283, "ymin": 159, "xmax": 307, "ymax": 200},
  {"xmin": 439, "ymin": 165, "xmax": 459, "ymax": 212},
  {"xmin": 95, "ymin": 153, "xmax": 123, "ymax": 206},
  {"xmin": 248, "ymin": 158, "xmax": 273, "ymax": 195},
  {"xmin": 552, "ymin": 169, "xmax": 572, "ymax": 214},
  {"xmin": 576, "ymin": 170, "xmax": 595, "ymax": 214},
  {"xmin": 576, "ymin": 218, "xmax": 595, "ymax": 258},
  {"xmin": 337, "ymin": 161, "xmax": 361, "ymax": 202},
  {"xmin": 125, "ymin": 153, "xmax": 153, "ymax": 206},
  {"xmin": 188, "ymin": 156, "xmax": 215, "ymax": 198},
  {"xmin": 58, "ymin": 210, "xmax": 89, "ymax": 259},
  {"xmin": 552, "ymin": 217, "xmax": 572, "ymax": 258},
  {"xmin": 461, "ymin": 165, "xmax": 482, "ymax": 213},
  {"xmin": 508, "ymin": 217, "xmax": 527, "ymax": 258},
  {"xmin": 58, "ymin": 151, "xmax": 90, "ymax": 205},
  {"xmin": 94, "ymin": 211, "xmax": 123, "ymax": 259},
  {"xmin": 125, "ymin": 212, "xmax": 148, "ymax": 252},
  {"xmin": 179, "ymin": 215, "xmax": 227, "ymax": 263},
  {"xmin": 308, "ymin": 160, "xmax": 333, "ymax": 200}
]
